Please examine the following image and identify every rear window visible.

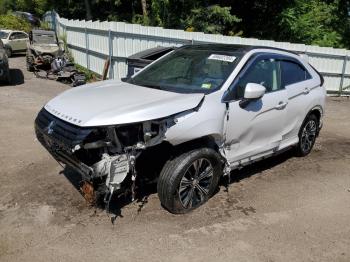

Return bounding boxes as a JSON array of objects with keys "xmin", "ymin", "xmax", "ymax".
[
  {"xmin": 143, "ymin": 49, "xmax": 172, "ymax": 61},
  {"xmin": 281, "ymin": 61, "xmax": 311, "ymax": 86}
]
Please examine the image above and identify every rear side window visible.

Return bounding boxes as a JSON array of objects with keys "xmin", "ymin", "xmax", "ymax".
[{"xmin": 281, "ymin": 61, "xmax": 311, "ymax": 86}]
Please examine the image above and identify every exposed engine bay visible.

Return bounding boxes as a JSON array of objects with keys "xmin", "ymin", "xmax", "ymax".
[{"xmin": 35, "ymin": 108, "xmax": 177, "ymax": 211}]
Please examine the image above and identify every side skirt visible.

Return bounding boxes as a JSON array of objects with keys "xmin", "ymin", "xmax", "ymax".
[{"xmin": 228, "ymin": 137, "xmax": 298, "ymax": 171}]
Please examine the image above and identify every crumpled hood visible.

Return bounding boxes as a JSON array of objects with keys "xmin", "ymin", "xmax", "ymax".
[
  {"xmin": 32, "ymin": 44, "xmax": 59, "ymax": 55},
  {"xmin": 45, "ymin": 80, "xmax": 204, "ymax": 127}
]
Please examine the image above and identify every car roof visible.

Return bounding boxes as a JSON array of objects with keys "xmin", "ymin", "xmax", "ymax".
[
  {"xmin": 180, "ymin": 44, "xmax": 299, "ymax": 56},
  {"xmin": 0, "ymin": 29, "xmax": 27, "ymax": 34},
  {"xmin": 14, "ymin": 11, "xmax": 31, "ymax": 15},
  {"xmin": 128, "ymin": 46, "xmax": 175, "ymax": 60}
]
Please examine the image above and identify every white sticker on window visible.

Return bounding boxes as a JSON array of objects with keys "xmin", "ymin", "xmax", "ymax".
[{"xmin": 208, "ymin": 54, "xmax": 236, "ymax": 63}]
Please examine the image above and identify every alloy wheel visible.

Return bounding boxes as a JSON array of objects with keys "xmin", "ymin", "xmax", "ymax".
[
  {"xmin": 301, "ymin": 120, "xmax": 317, "ymax": 153},
  {"xmin": 178, "ymin": 158, "xmax": 214, "ymax": 209}
]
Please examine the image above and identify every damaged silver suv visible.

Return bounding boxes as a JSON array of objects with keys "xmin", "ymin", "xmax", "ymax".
[{"xmin": 35, "ymin": 44, "xmax": 326, "ymax": 214}]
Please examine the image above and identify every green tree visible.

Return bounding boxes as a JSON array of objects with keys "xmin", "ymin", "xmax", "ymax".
[
  {"xmin": 184, "ymin": 5, "xmax": 241, "ymax": 35},
  {"xmin": 0, "ymin": 14, "xmax": 32, "ymax": 31},
  {"xmin": 279, "ymin": 0, "xmax": 343, "ymax": 47}
]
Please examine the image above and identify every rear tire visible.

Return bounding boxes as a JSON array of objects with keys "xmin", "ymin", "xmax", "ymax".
[
  {"xmin": 295, "ymin": 114, "xmax": 319, "ymax": 157},
  {"xmin": 26, "ymin": 55, "xmax": 34, "ymax": 72},
  {"xmin": 157, "ymin": 148, "xmax": 222, "ymax": 214}
]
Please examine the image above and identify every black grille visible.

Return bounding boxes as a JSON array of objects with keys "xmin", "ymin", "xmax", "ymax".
[{"xmin": 35, "ymin": 108, "xmax": 94, "ymax": 148}]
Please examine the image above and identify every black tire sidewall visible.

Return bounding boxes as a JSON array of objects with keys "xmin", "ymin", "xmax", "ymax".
[
  {"xmin": 5, "ymin": 47, "xmax": 11, "ymax": 58},
  {"xmin": 6, "ymin": 71, "xmax": 11, "ymax": 84},
  {"xmin": 26, "ymin": 56, "xmax": 34, "ymax": 71}
]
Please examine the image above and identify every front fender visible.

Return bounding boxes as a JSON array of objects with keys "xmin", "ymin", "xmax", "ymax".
[{"xmin": 165, "ymin": 96, "xmax": 226, "ymax": 145}]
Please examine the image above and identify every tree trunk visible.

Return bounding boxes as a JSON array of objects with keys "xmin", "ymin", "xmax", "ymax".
[
  {"xmin": 84, "ymin": 0, "xmax": 92, "ymax": 20},
  {"xmin": 141, "ymin": 0, "xmax": 148, "ymax": 17}
]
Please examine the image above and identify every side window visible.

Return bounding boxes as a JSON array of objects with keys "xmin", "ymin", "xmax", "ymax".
[
  {"xmin": 281, "ymin": 60, "xmax": 311, "ymax": 86},
  {"xmin": 9, "ymin": 33, "xmax": 15, "ymax": 40},
  {"xmin": 231, "ymin": 58, "xmax": 282, "ymax": 100},
  {"xmin": 18, "ymin": 33, "xmax": 27, "ymax": 39},
  {"xmin": 10, "ymin": 33, "xmax": 20, "ymax": 40}
]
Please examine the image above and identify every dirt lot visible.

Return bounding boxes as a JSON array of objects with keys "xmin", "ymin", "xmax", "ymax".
[{"xmin": 0, "ymin": 56, "xmax": 349, "ymax": 262}]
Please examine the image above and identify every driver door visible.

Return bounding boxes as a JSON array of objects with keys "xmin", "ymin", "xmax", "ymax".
[{"xmin": 223, "ymin": 54, "xmax": 288, "ymax": 163}]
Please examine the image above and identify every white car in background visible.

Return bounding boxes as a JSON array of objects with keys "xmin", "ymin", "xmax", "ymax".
[
  {"xmin": 0, "ymin": 30, "xmax": 29, "ymax": 57},
  {"xmin": 35, "ymin": 44, "xmax": 326, "ymax": 214}
]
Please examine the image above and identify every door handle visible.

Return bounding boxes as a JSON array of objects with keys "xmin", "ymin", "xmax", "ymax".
[
  {"xmin": 303, "ymin": 87, "xmax": 310, "ymax": 94},
  {"xmin": 275, "ymin": 101, "xmax": 288, "ymax": 110}
]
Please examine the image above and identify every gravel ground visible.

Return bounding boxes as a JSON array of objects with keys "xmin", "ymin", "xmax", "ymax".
[{"xmin": 0, "ymin": 55, "xmax": 350, "ymax": 262}]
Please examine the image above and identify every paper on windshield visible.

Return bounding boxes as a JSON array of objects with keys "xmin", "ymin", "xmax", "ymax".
[{"xmin": 208, "ymin": 54, "xmax": 236, "ymax": 63}]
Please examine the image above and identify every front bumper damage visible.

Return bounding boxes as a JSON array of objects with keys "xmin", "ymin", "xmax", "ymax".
[{"xmin": 35, "ymin": 108, "xmax": 173, "ymax": 210}]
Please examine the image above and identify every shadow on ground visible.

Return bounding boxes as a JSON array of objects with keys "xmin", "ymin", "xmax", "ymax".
[{"xmin": 61, "ymin": 149, "xmax": 296, "ymax": 219}]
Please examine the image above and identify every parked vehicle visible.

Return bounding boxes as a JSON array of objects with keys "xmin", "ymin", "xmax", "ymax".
[
  {"xmin": 0, "ymin": 39, "xmax": 11, "ymax": 84},
  {"xmin": 0, "ymin": 30, "xmax": 28, "ymax": 57},
  {"xmin": 13, "ymin": 11, "xmax": 41, "ymax": 27},
  {"xmin": 26, "ymin": 30, "xmax": 62, "ymax": 71},
  {"xmin": 35, "ymin": 44, "xmax": 326, "ymax": 214},
  {"xmin": 126, "ymin": 46, "xmax": 175, "ymax": 78}
]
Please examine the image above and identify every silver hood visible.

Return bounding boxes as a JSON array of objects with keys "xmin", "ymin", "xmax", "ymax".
[{"xmin": 45, "ymin": 80, "xmax": 204, "ymax": 127}]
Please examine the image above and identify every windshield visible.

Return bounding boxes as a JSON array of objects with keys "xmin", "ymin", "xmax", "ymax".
[
  {"xmin": 33, "ymin": 33, "xmax": 56, "ymax": 44},
  {"xmin": 0, "ymin": 31, "xmax": 9, "ymax": 39},
  {"xmin": 128, "ymin": 47, "xmax": 241, "ymax": 94}
]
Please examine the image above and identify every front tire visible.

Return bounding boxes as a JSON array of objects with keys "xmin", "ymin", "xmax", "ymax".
[
  {"xmin": 295, "ymin": 114, "xmax": 319, "ymax": 157},
  {"xmin": 157, "ymin": 148, "xmax": 222, "ymax": 214}
]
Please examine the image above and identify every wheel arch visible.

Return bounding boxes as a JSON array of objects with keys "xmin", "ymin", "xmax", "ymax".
[
  {"xmin": 301, "ymin": 105, "xmax": 323, "ymax": 137},
  {"xmin": 172, "ymin": 135, "xmax": 221, "ymax": 155},
  {"xmin": 308, "ymin": 105, "xmax": 323, "ymax": 128}
]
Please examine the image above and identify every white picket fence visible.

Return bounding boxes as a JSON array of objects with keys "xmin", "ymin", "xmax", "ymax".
[{"xmin": 43, "ymin": 11, "xmax": 350, "ymax": 95}]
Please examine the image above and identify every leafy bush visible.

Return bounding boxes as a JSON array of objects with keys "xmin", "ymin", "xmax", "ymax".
[
  {"xmin": 75, "ymin": 64, "xmax": 99, "ymax": 82},
  {"xmin": 40, "ymin": 21, "xmax": 51, "ymax": 30},
  {"xmin": 184, "ymin": 5, "xmax": 241, "ymax": 36},
  {"xmin": 279, "ymin": 0, "xmax": 343, "ymax": 47},
  {"xmin": 0, "ymin": 14, "xmax": 32, "ymax": 32}
]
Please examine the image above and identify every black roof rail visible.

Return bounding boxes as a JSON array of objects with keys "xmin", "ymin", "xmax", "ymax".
[{"xmin": 178, "ymin": 43, "xmax": 300, "ymax": 56}]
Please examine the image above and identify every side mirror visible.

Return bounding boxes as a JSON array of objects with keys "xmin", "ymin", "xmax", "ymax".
[{"xmin": 239, "ymin": 83, "xmax": 266, "ymax": 108}]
